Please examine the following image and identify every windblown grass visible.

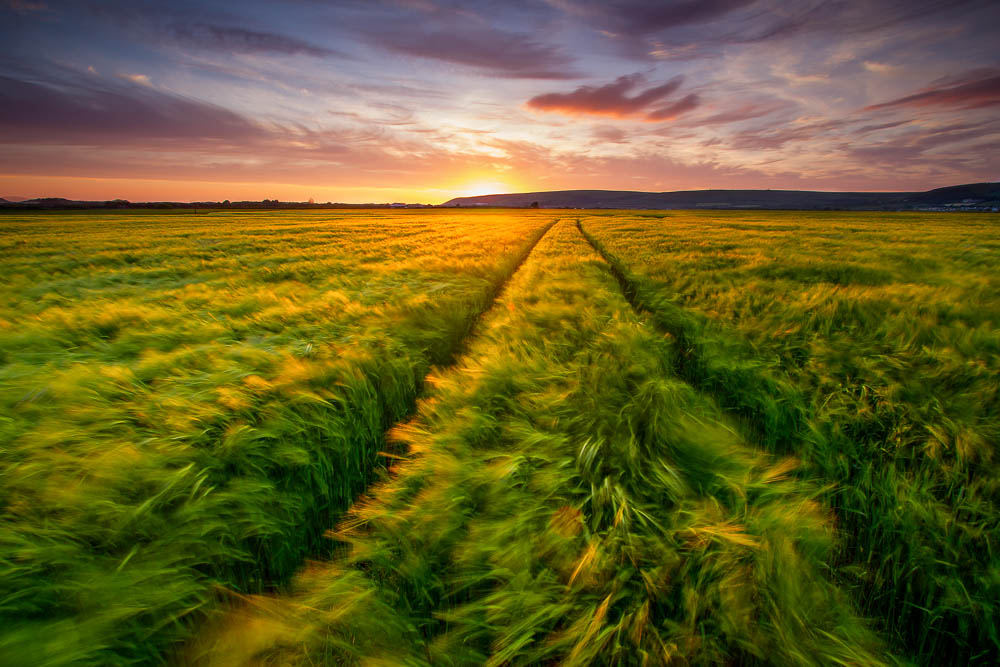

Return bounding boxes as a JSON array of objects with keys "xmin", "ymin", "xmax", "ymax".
[
  {"xmin": 581, "ymin": 210, "xmax": 1000, "ymax": 664},
  {"xmin": 189, "ymin": 220, "xmax": 893, "ymax": 666},
  {"xmin": 0, "ymin": 209, "xmax": 551, "ymax": 665},
  {"xmin": 4, "ymin": 208, "xmax": 993, "ymax": 665}
]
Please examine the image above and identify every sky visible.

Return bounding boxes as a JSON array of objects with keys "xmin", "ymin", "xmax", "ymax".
[{"xmin": 1, "ymin": 0, "xmax": 998, "ymax": 203}]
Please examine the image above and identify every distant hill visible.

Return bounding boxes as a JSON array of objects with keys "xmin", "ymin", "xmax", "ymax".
[
  {"xmin": 0, "ymin": 195, "xmax": 29, "ymax": 202},
  {"xmin": 441, "ymin": 183, "xmax": 1000, "ymax": 211},
  {"xmin": 2, "ymin": 184, "xmax": 997, "ymax": 212}
]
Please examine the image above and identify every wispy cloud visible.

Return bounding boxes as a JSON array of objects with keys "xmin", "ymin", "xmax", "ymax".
[
  {"xmin": 0, "ymin": 73, "xmax": 264, "ymax": 144},
  {"xmin": 591, "ymin": 125, "xmax": 628, "ymax": 143},
  {"xmin": 863, "ymin": 61, "xmax": 896, "ymax": 74},
  {"xmin": 2, "ymin": 0, "xmax": 47, "ymax": 13},
  {"xmin": 368, "ymin": 24, "xmax": 578, "ymax": 79},
  {"xmin": 119, "ymin": 73, "xmax": 151, "ymax": 86},
  {"xmin": 646, "ymin": 93, "xmax": 700, "ymax": 120},
  {"xmin": 845, "ymin": 119, "xmax": 1000, "ymax": 172},
  {"xmin": 526, "ymin": 74, "xmax": 697, "ymax": 120},
  {"xmin": 726, "ymin": 118, "xmax": 851, "ymax": 151},
  {"xmin": 549, "ymin": 0, "xmax": 756, "ymax": 36},
  {"xmin": 165, "ymin": 23, "xmax": 347, "ymax": 58},
  {"xmin": 864, "ymin": 69, "xmax": 1000, "ymax": 110},
  {"xmin": 743, "ymin": 0, "xmax": 983, "ymax": 42},
  {"xmin": 691, "ymin": 100, "xmax": 793, "ymax": 126}
]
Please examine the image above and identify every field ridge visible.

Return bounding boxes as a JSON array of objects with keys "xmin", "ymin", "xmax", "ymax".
[
  {"xmin": 579, "ymin": 212, "xmax": 1000, "ymax": 665},
  {"xmin": 431, "ymin": 219, "xmax": 558, "ymax": 367},
  {"xmin": 577, "ymin": 218, "xmax": 806, "ymax": 453}
]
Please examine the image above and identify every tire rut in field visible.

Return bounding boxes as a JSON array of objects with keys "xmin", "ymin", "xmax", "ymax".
[
  {"xmin": 431, "ymin": 219, "xmax": 559, "ymax": 368},
  {"xmin": 570, "ymin": 221, "xmax": 898, "ymax": 664},
  {"xmin": 183, "ymin": 218, "xmax": 893, "ymax": 666},
  {"xmin": 576, "ymin": 218, "xmax": 806, "ymax": 454},
  {"xmin": 575, "ymin": 218, "xmax": 997, "ymax": 666}
]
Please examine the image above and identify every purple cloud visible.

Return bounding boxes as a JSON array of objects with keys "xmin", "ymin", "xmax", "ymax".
[
  {"xmin": 745, "ymin": 0, "xmax": 985, "ymax": 42},
  {"xmin": 865, "ymin": 69, "xmax": 1000, "ymax": 111},
  {"xmin": 726, "ymin": 119, "xmax": 851, "ymax": 151},
  {"xmin": 551, "ymin": 0, "xmax": 757, "ymax": 36},
  {"xmin": 368, "ymin": 25, "xmax": 578, "ymax": 79},
  {"xmin": 846, "ymin": 119, "xmax": 1000, "ymax": 165},
  {"xmin": 527, "ymin": 74, "xmax": 697, "ymax": 120},
  {"xmin": 646, "ymin": 93, "xmax": 700, "ymax": 120},
  {"xmin": 690, "ymin": 100, "xmax": 793, "ymax": 126},
  {"xmin": 0, "ymin": 74, "xmax": 264, "ymax": 144},
  {"xmin": 2, "ymin": 0, "xmax": 48, "ymax": 13},
  {"xmin": 165, "ymin": 23, "xmax": 346, "ymax": 58},
  {"xmin": 591, "ymin": 125, "xmax": 628, "ymax": 143}
]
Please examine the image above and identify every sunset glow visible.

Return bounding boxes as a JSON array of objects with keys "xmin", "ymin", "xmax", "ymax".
[
  {"xmin": 1, "ymin": 1, "xmax": 998, "ymax": 202},
  {"xmin": 456, "ymin": 181, "xmax": 517, "ymax": 198}
]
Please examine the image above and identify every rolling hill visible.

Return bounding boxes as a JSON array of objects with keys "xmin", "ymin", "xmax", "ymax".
[{"xmin": 441, "ymin": 182, "xmax": 1000, "ymax": 210}]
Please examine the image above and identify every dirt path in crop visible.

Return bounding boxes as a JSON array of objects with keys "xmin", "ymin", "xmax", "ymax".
[
  {"xmin": 181, "ymin": 218, "xmax": 731, "ymax": 665},
  {"xmin": 575, "ymin": 218, "xmax": 807, "ymax": 454},
  {"xmin": 173, "ymin": 220, "xmax": 558, "ymax": 665}
]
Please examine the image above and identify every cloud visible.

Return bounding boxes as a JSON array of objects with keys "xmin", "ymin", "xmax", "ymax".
[
  {"xmin": 549, "ymin": 0, "xmax": 995, "ymax": 67},
  {"xmin": 646, "ymin": 93, "xmax": 700, "ymax": 120},
  {"xmin": 691, "ymin": 100, "xmax": 793, "ymax": 126},
  {"xmin": 165, "ymin": 23, "xmax": 346, "ymax": 58},
  {"xmin": 864, "ymin": 69, "xmax": 1000, "ymax": 111},
  {"xmin": 726, "ymin": 118, "xmax": 850, "ymax": 150},
  {"xmin": 854, "ymin": 120, "xmax": 911, "ymax": 134},
  {"xmin": 845, "ymin": 119, "xmax": 1000, "ymax": 165},
  {"xmin": 69, "ymin": 3, "xmax": 347, "ymax": 59},
  {"xmin": 591, "ymin": 125, "xmax": 628, "ymax": 143},
  {"xmin": 548, "ymin": 0, "xmax": 756, "ymax": 36},
  {"xmin": 526, "ymin": 74, "xmax": 697, "ymax": 121},
  {"xmin": 0, "ymin": 73, "xmax": 265, "ymax": 144},
  {"xmin": 368, "ymin": 25, "xmax": 578, "ymax": 79},
  {"xmin": 2, "ymin": 0, "xmax": 47, "ymax": 13},
  {"xmin": 119, "ymin": 73, "xmax": 151, "ymax": 86},
  {"xmin": 719, "ymin": 114, "xmax": 1000, "ymax": 186},
  {"xmin": 863, "ymin": 61, "xmax": 896, "ymax": 74},
  {"xmin": 738, "ymin": 0, "xmax": 984, "ymax": 43}
]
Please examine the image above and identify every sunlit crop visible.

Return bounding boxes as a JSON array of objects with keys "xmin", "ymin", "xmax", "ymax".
[
  {"xmin": 1, "ymin": 209, "xmax": 997, "ymax": 666},
  {"xmin": 582, "ymin": 210, "xmax": 1000, "ymax": 665},
  {"xmin": 0, "ymin": 209, "xmax": 550, "ymax": 664}
]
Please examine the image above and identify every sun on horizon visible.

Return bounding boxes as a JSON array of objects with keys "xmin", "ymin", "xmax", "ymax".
[{"xmin": 454, "ymin": 181, "xmax": 517, "ymax": 198}]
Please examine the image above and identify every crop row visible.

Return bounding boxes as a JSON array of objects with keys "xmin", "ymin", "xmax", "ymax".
[
  {"xmin": 580, "ymin": 210, "xmax": 1000, "ymax": 665},
  {"xmin": 0, "ymin": 210, "xmax": 552, "ymax": 665},
  {"xmin": 189, "ymin": 220, "xmax": 892, "ymax": 665}
]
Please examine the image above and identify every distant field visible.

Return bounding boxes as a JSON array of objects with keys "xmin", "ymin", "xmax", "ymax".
[{"xmin": 1, "ymin": 210, "xmax": 997, "ymax": 665}]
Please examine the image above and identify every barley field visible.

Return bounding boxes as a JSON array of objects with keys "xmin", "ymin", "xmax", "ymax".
[{"xmin": 0, "ymin": 209, "xmax": 997, "ymax": 666}]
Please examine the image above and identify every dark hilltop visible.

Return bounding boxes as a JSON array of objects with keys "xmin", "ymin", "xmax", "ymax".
[{"xmin": 442, "ymin": 183, "xmax": 1000, "ymax": 212}]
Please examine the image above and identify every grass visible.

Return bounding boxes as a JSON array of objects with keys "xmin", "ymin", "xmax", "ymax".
[
  {"xmin": 2, "ymin": 208, "xmax": 996, "ymax": 665},
  {"xmin": 0, "ymin": 209, "xmax": 551, "ymax": 665},
  {"xmin": 187, "ymin": 220, "xmax": 893, "ymax": 666},
  {"xmin": 581, "ymin": 210, "xmax": 1000, "ymax": 664}
]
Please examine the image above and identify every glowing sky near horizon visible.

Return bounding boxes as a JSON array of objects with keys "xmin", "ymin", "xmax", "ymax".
[{"xmin": 1, "ymin": 0, "xmax": 998, "ymax": 203}]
